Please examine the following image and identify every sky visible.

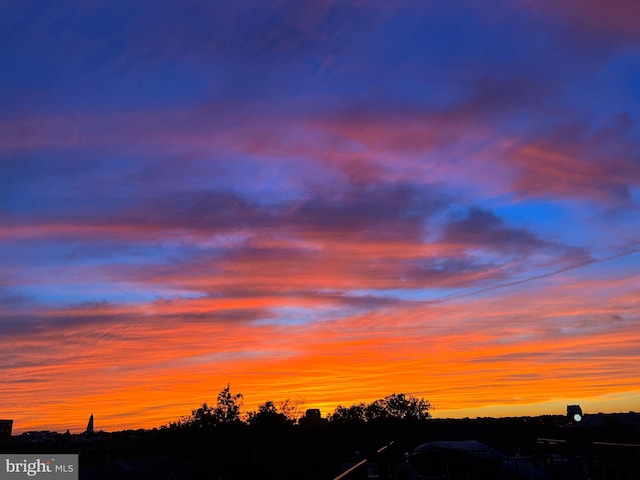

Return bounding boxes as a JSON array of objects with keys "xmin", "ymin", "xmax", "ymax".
[{"xmin": 1, "ymin": 0, "xmax": 639, "ymax": 434}]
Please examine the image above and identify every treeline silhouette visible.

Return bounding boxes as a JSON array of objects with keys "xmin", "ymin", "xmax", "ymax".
[
  {"xmin": 102, "ymin": 385, "xmax": 434, "ymax": 479},
  {"xmin": 168, "ymin": 384, "xmax": 432, "ymax": 429},
  {"xmin": 7, "ymin": 385, "xmax": 640, "ymax": 479}
]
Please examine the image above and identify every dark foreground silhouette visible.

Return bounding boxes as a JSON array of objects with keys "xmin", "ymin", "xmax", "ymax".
[
  {"xmin": 2, "ymin": 389, "xmax": 639, "ymax": 479},
  {"xmin": 4, "ymin": 413, "xmax": 640, "ymax": 479}
]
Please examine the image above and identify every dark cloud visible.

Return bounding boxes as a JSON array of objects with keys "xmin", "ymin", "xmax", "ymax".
[
  {"xmin": 440, "ymin": 208, "xmax": 547, "ymax": 253},
  {"xmin": 401, "ymin": 256, "xmax": 505, "ymax": 288},
  {"xmin": 167, "ymin": 307, "xmax": 272, "ymax": 324},
  {"xmin": 285, "ymin": 182, "xmax": 448, "ymax": 240},
  {"xmin": 124, "ymin": 190, "xmax": 273, "ymax": 232},
  {"xmin": 0, "ymin": 291, "xmax": 30, "ymax": 307},
  {"xmin": 0, "ymin": 312, "xmax": 130, "ymax": 338}
]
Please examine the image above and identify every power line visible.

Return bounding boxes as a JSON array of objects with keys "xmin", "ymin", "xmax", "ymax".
[{"xmin": 419, "ymin": 247, "xmax": 639, "ymax": 306}]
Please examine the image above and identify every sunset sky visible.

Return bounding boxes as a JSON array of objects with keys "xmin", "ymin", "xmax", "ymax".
[{"xmin": 1, "ymin": 0, "xmax": 639, "ymax": 434}]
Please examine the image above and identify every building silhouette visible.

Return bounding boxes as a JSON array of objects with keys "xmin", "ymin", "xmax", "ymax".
[
  {"xmin": 567, "ymin": 404, "xmax": 583, "ymax": 422},
  {"xmin": 305, "ymin": 409, "xmax": 321, "ymax": 421},
  {"xmin": 0, "ymin": 419, "xmax": 12, "ymax": 441}
]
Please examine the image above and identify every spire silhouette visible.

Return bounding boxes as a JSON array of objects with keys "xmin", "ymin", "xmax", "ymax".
[{"xmin": 86, "ymin": 413, "xmax": 94, "ymax": 434}]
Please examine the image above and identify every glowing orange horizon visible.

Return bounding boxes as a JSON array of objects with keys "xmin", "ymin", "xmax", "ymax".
[{"xmin": 4, "ymin": 263, "xmax": 639, "ymax": 435}]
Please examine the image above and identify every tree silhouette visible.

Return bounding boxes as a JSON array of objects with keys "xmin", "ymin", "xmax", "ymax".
[
  {"xmin": 178, "ymin": 384, "xmax": 244, "ymax": 428},
  {"xmin": 246, "ymin": 400, "xmax": 294, "ymax": 428},
  {"xmin": 379, "ymin": 392, "xmax": 431, "ymax": 420},
  {"xmin": 330, "ymin": 393, "xmax": 431, "ymax": 423},
  {"xmin": 329, "ymin": 403, "xmax": 367, "ymax": 424},
  {"xmin": 171, "ymin": 387, "xmax": 431, "ymax": 429},
  {"xmin": 212, "ymin": 383, "xmax": 244, "ymax": 423},
  {"xmin": 278, "ymin": 398, "xmax": 304, "ymax": 423}
]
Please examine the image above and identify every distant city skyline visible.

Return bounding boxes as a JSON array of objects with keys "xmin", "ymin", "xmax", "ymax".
[{"xmin": 1, "ymin": 0, "xmax": 639, "ymax": 434}]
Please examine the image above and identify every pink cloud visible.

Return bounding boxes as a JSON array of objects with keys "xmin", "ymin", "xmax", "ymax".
[{"xmin": 522, "ymin": 0, "xmax": 640, "ymax": 37}]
